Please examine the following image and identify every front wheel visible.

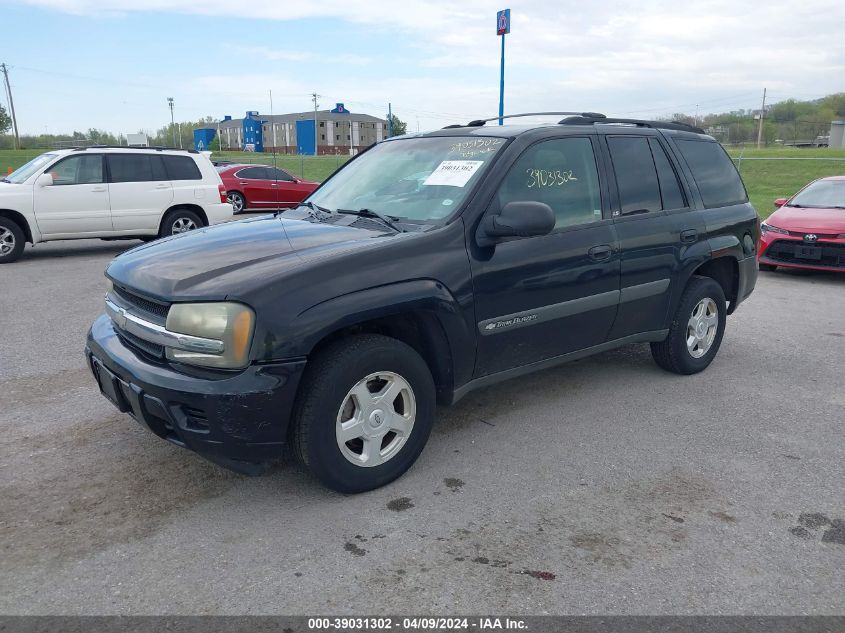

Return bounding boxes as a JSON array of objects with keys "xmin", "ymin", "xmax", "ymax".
[
  {"xmin": 651, "ymin": 275, "xmax": 727, "ymax": 375},
  {"xmin": 159, "ymin": 209, "xmax": 204, "ymax": 238},
  {"xmin": 291, "ymin": 334, "xmax": 435, "ymax": 493},
  {"xmin": 0, "ymin": 217, "xmax": 25, "ymax": 264}
]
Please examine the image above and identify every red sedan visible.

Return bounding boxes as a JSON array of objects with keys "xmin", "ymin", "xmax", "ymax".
[
  {"xmin": 758, "ymin": 176, "xmax": 845, "ymax": 273},
  {"xmin": 217, "ymin": 164, "xmax": 319, "ymax": 213}
]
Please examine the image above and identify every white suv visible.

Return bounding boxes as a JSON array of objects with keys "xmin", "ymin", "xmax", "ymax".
[{"xmin": 0, "ymin": 147, "xmax": 233, "ymax": 263}]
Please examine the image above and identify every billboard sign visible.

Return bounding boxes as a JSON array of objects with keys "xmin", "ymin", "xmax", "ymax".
[{"xmin": 497, "ymin": 9, "xmax": 510, "ymax": 35}]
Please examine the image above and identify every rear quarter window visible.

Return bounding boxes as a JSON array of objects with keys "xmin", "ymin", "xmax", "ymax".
[
  {"xmin": 163, "ymin": 155, "xmax": 203, "ymax": 181},
  {"xmin": 675, "ymin": 140, "xmax": 747, "ymax": 208}
]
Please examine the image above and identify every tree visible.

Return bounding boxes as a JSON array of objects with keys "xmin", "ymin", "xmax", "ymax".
[
  {"xmin": 386, "ymin": 114, "xmax": 407, "ymax": 137},
  {"xmin": 0, "ymin": 104, "xmax": 11, "ymax": 135}
]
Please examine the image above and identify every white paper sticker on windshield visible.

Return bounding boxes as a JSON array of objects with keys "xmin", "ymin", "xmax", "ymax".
[{"xmin": 423, "ymin": 160, "xmax": 484, "ymax": 187}]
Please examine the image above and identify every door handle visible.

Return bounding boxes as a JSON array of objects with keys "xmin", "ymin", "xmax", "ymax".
[
  {"xmin": 588, "ymin": 244, "xmax": 613, "ymax": 262},
  {"xmin": 239, "ymin": 181, "xmax": 248, "ymax": 186},
  {"xmin": 269, "ymin": 183, "xmax": 278, "ymax": 187},
  {"xmin": 680, "ymin": 229, "xmax": 698, "ymax": 244},
  {"xmin": 155, "ymin": 184, "xmax": 169, "ymax": 189},
  {"xmin": 91, "ymin": 187, "xmax": 107, "ymax": 192}
]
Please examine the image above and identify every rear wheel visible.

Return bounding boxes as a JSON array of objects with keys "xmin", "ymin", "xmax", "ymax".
[
  {"xmin": 651, "ymin": 275, "xmax": 726, "ymax": 375},
  {"xmin": 291, "ymin": 334, "xmax": 435, "ymax": 493},
  {"xmin": 159, "ymin": 209, "xmax": 204, "ymax": 238},
  {"xmin": 0, "ymin": 217, "xmax": 25, "ymax": 264},
  {"xmin": 227, "ymin": 191, "xmax": 245, "ymax": 214}
]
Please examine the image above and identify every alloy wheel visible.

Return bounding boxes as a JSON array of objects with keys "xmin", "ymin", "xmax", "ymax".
[
  {"xmin": 686, "ymin": 297, "xmax": 718, "ymax": 358},
  {"xmin": 0, "ymin": 228, "xmax": 15, "ymax": 255}
]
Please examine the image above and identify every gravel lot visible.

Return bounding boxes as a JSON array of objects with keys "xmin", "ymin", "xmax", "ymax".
[{"xmin": 1, "ymin": 239, "xmax": 843, "ymax": 615}]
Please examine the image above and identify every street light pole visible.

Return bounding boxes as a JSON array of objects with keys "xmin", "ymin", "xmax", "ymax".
[
  {"xmin": 496, "ymin": 9, "xmax": 511, "ymax": 126},
  {"xmin": 167, "ymin": 97, "xmax": 175, "ymax": 148}
]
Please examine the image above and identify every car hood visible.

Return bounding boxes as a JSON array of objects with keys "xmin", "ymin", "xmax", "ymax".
[
  {"xmin": 106, "ymin": 215, "xmax": 392, "ymax": 300},
  {"xmin": 769, "ymin": 206, "xmax": 845, "ymax": 233}
]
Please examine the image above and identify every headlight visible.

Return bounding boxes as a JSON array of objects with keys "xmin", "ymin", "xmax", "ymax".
[
  {"xmin": 165, "ymin": 302, "xmax": 255, "ymax": 369},
  {"xmin": 105, "ymin": 278, "xmax": 113, "ymax": 295},
  {"xmin": 760, "ymin": 222, "xmax": 788, "ymax": 235}
]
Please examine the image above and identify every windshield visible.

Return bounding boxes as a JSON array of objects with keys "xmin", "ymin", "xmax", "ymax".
[
  {"xmin": 307, "ymin": 136, "xmax": 507, "ymax": 222},
  {"xmin": 4, "ymin": 153, "xmax": 58, "ymax": 184},
  {"xmin": 790, "ymin": 179, "xmax": 845, "ymax": 209}
]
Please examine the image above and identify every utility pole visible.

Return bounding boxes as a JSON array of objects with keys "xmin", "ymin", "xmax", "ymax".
[
  {"xmin": 1, "ymin": 63, "xmax": 21, "ymax": 150},
  {"xmin": 311, "ymin": 92, "xmax": 319, "ymax": 156},
  {"xmin": 756, "ymin": 88, "xmax": 767, "ymax": 149},
  {"xmin": 167, "ymin": 97, "xmax": 176, "ymax": 148}
]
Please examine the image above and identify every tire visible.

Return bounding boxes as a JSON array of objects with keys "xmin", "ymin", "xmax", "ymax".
[
  {"xmin": 227, "ymin": 191, "xmax": 246, "ymax": 214},
  {"xmin": 159, "ymin": 208, "xmax": 204, "ymax": 238},
  {"xmin": 759, "ymin": 263, "xmax": 777, "ymax": 272},
  {"xmin": 0, "ymin": 217, "xmax": 25, "ymax": 264},
  {"xmin": 291, "ymin": 334, "xmax": 436, "ymax": 493},
  {"xmin": 651, "ymin": 275, "xmax": 727, "ymax": 375}
]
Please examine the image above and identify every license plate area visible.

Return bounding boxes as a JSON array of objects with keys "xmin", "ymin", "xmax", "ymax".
[
  {"xmin": 795, "ymin": 245, "xmax": 822, "ymax": 260},
  {"xmin": 92, "ymin": 358, "xmax": 130, "ymax": 412}
]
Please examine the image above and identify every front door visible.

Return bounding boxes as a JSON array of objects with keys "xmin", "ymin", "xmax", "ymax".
[
  {"xmin": 602, "ymin": 134, "xmax": 705, "ymax": 339},
  {"xmin": 266, "ymin": 167, "xmax": 310, "ymax": 208},
  {"xmin": 469, "ymin": 136, "xmax": 620, "ymax": 377},
  {"xmin": 33, "ymin": 154, "xmax": 111, "ymax": 236},
  {"xmin": 106, "ymin": 154, "xmax": 174, "ymax": 232}
]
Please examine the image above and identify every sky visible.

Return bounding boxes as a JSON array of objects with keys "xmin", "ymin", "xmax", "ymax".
[{"xmin": 1, "ymin": 0, "xmax": 843, "ymax": 136}]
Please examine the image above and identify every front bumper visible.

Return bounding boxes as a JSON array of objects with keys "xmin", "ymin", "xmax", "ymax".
[
  {"xmin": 759, "ymin": 234, "xmax": 845, "ymax": 272},
  {"xmin": 86, "ymin": 314, "xmax": 305, "ymax": 472}
]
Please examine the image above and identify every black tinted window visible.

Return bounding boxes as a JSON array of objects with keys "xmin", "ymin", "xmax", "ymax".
[
  {"xmin": 236, "ymin": 167, "xmax": 268, "ymax": 180},
  {"xmin": 266, "ymin": 168, "xmax": 294, "ymax": 182},
  {"xmin": 607, "ymin": 136, "xmax": 661, "ymax": 215},
  {"xmin": 497, "ymin": 137, "xmax": 602, "ymax": 229},
  {"xmin": 107, "ymin": 154, "xmax": 167, "ymax": 183},
  {"xmin": 163, "ymin": 155, "xmax": 202, "ymax": 180},
  {"xmin": 676, "ymin": 140, "xmax": 747, "ymax": 208},
  {"xmin": 648, "ymin": 138, "xmax": 687, "ymax": 210}
]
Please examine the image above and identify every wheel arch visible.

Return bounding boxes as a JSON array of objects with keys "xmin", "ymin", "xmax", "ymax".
[
  {"xmin": 689, "ymin": 256, "xmax": 739, "ymax": 314},
  {"xmin": 0, "ymin": 209, "xmax": 34, "ymax": 243}
]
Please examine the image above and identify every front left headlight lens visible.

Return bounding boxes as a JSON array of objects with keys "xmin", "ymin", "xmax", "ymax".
[
  {"xmin": 165, "ymin": 302, "xmax": 255, "ymax": 369},
  {"xmin": 761, "ymin": 221, "xmax": 789, "ymax": 235}
]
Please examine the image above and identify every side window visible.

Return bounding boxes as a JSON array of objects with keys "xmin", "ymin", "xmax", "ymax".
[
  {"xmin": 236, "ymin": 167, "xmax": 268, "ymax": 180},
  {"xmin": 151, "ymin": 156, "xmax": 168, "ymax": 181},
  {"xmin": 108, "ymin": 154, "xmax": 157, "ymax": 183},
  {"xmin": 496, "ymin": 137, "xmax": 602, "ymax": 229},
  {"xmin": 49, "ymin": 155, "xmax": 103, "ymax": 185},
  {"xmin": 163, "ymin": 155, "xmax": 202, "ymax": 181},
  {"xmin": 267, "ymin": 168, "xmax": 294, "ymax": 182},
  {"xmin": 675, "ymin": 140, "xmax": 748, "ymax": 208},
  {"xmin": 607, "ymin": 136, "xmax": 661, "ymax": 215},
  {"xmin": 648, "ymin": 138, "xmax": 687, "ymax": 210}
]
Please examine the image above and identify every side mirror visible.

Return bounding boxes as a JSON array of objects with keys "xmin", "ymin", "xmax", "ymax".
[
  {"xmin": 478, "ymin": 201, "xmax": 555, "ymax": 246},
  {"xmin": 773, "ymin": 197, "xmax": 788, "ymax": 208},
  {"xmin": 36, "ymin": 173, "xmax": 54, "ymax": 187}
]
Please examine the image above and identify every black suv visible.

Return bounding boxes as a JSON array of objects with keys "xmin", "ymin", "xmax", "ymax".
[{"xmin": 86, "ymin": 112, "xmax": 759, "ymax": 492}]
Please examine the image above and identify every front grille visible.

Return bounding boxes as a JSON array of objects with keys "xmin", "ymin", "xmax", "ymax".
[
  {"xmin": 114, "ymin": 325, "xmax": 165, "ymax": 360},
  {"xmin": 112, "ymin": 285, "xmax": 170, "ymax": 321},
  {"xmin": 765, "ymin": 239, "xmax": 845, "ymax": 268}
]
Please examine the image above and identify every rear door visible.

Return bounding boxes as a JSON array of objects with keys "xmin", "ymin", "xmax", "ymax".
[
  {"xmin": 33, "ymin": 154, "xmax": 111, "ymax": 236},
  {"xmin": 469, "ymin": 135, "xmax": 620, "ymax": 377},
  {"xmin": 234, "ymin": 167, "xmax": 277, "ymax": 208},
  {"xmin": 602, "ymin": 133, "xmax": 705, "ymax": 339},
  {"xmin": 106, "ymin": 154, "xmax": 174, "ymax": 232}
]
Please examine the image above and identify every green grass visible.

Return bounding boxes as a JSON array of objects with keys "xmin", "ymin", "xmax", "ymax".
[{"xmin": 4, "ymin": 147, "xmax": 844, "ymax": 219}]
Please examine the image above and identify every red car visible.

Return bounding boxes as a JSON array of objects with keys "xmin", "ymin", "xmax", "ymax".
[
  {"xmin": 217, "ymin": 164, "xmax": 319, "ymax": 213},
  {"xmin": 758, "ymin": 176, "xmax": 845, "ymax": 273}
]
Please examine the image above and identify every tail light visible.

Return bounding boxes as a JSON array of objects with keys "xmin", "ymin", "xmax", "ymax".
[{"xmin": 218, "ymin": 184, "xmax": 228, "ymax": 204}]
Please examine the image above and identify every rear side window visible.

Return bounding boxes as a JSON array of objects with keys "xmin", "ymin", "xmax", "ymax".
[
  {"xmin": 107, "ymin": 154, "xmax": 167, "ymax": 183},
  {"xmin": 236, "ymin": 167, "xmax": 268, "ymax": 180},
  {"xmin": 163, "ymin": 155, "xmax": 202, "ymax": 181},
  {"xmin": 648, "ymin": 138, "xmax": 687, "ymax": 210},
  {"xmin": 607, "ymin": 136, "xmax": 661, "ymax": 215},
  {"xmin": 675, "ymin": 140, "xmax": 747, "ymax": 208},
  {"xmin": 266, "ymin": 167, "xmax": 295, "ymax": 182}
]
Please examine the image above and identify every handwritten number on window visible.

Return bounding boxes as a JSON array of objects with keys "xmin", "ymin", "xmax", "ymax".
[{"xmin": 526, "ymin": 169, "xmax": 578, "ymax": 188}]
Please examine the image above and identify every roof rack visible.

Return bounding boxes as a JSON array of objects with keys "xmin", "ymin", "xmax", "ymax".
[
  {"xmin": 558, "ymin": 116, "xmax": 705, "ymax": 134},
  {"xmin": 71, "ymin": 145, "xmax": 199, "ymax": 153},
  {"xmin": 443, "ymin": 111, "xmax": 607, "ymax": 129}
]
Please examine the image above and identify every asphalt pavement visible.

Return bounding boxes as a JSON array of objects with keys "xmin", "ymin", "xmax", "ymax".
[{"xmin": 1, "ymin": 239, "xmax": 843, "ymax": 615}]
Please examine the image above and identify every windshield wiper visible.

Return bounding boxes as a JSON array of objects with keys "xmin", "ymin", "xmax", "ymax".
[
  {"xmin": 285, "ymin": 200, "xmax": 332, "ymax": 219},
  {"xmin": 337, "ymin": 208, "xmax": 406, "ymax": 233}
]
